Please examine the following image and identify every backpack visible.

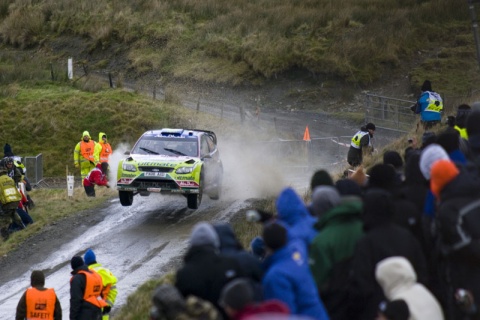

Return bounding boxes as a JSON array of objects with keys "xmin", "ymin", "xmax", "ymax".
[{"xmin": 443, "ymin": 198, "xmax": 480, "ymax": 253}]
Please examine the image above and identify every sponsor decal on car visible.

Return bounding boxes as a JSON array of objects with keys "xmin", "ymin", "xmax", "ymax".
[
  {"xmin": 118, "ymin": 178, "xmax": 134, "ymax": 184},
  {"xmin": 138, "ymin": 161, "xmax": 177, "ymax": 167},
  {"xmin": 175, "ymin": 176, "xmax": 194, "ymax": 180},
  {"xmin": 177, "ymin": 181, "xmax": 199, "ymax": 187}
]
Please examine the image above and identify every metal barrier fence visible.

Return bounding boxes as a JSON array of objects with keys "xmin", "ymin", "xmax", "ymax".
[
  {"xmin": 24, "ymin": 153, "xmax": 43, "ymax": 186},
  {"xmin": 364, "ymin": 94, "xmax": 416, "ymax": 133}
]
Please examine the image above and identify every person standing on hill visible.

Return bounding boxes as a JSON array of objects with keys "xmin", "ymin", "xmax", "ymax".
[
  {"xmin": 95, "ymin": 132, "xmax": 113, "ymax": 164},
  {"xmin": 74, "ymin": 131, "xmax": 98, "ymax": 184},
  {"xmin": 411, "ymin": 80, "xmax": 443, "ymax": 130},
  {"xmin": 347, "ymin": 123, "xmax": 376, "ymax": 167},
  {"xmin": 84, "ymin": 249, "xmax": 118, "ymax": 320},
  {"xmin": 16, "ymin": 270, "xmax": 62, "ymax": 320}
]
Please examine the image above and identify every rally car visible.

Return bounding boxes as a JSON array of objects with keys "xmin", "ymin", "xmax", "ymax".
[{"xmin": 116, "ymin": 128, "xmax": 223, "ymax": 209}]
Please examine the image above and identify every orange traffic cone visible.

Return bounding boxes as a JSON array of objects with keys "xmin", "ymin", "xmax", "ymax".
[{"xmin": 303, "ymin": 125, "xmax": 311, "ymax": 141}]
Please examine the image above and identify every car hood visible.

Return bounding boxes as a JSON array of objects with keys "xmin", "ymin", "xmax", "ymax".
[{"xmin": 128, "ymin": 154, "xmax": 198, "ymax": 165}]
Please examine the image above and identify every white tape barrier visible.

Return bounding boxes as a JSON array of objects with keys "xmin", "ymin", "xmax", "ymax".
[{"xmin": 331, "ymin": 138, "xmax": 350, "ymax": 148}]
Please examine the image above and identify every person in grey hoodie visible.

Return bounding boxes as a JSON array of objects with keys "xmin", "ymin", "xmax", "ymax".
[{"xmin": 375, "ymin": 256, "xmax": 444, "ymax": 320}]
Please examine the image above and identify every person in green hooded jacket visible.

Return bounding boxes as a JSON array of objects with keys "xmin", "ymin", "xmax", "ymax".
[
  {"xmin": 308, "ymin": 181, "xmax": 364, "ymax": 319},
  {"xmin": 73, "ymin": 131, "xmax": 99, "ymax": 184}
]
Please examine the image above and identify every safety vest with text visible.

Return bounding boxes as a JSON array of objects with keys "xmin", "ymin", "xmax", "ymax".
[
  {"xmin": 80, "ymin": 140, "xmax": 96, "ymax": 163},
  {"xmin": 424, "ymin": 91, "xmax": 443, "ymax": 113},
  {"xmin": 25, "ymin": 287, "xmax": 56, "ymax": 320},
  {"xmin": 0, "ymin": 175, "xmax": 22, "ymax": 204},
  {"xmin": 71, "ymin": 270, "xmax": 108, "ymax": 309},
  {"xmin": 99, "ymin": 142, "xmax": 112, "ymax": 163},
  {"xmin": 351, "ymin": 131, "xmax": 370, "ymax": 149}
]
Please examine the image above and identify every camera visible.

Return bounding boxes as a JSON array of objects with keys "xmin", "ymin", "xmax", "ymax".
[{"xmin": 408, "ymin": 138, "xmax": 413, "ymax": 143}]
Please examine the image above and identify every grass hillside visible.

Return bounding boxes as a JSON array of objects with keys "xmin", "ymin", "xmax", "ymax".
[{"xmin": 0, "ymin": 0, "xmax": 478, "ymax": 97}]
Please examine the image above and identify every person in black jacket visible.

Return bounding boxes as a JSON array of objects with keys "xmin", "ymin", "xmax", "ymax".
[
  {"xmin": 213, "ymin": 223, "xmax": 263, "ymax": 300},
  {"xmin": 347, "ymin": 188, "xmax": 428, "ymax": 320},
  {"xmin": 70, "ymin": 256, "xmax": 105, "ymax": 320},
  {"xmin": 431, "ymin": 159, "xmax": 480, "ymax": 319},
  {"xmin": 175, "ymin": 222, "xmax": 243, "ymax": 314}
]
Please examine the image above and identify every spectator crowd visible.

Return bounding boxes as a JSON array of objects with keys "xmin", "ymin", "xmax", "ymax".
[{"xmin": 150, "ymin": 105, "xmax": 480, "ymax": 320}]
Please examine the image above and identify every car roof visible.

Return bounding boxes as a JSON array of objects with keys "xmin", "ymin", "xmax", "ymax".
[{"xmin": 142, "ymin": 128, "xmax": 217, "ymax": 144}]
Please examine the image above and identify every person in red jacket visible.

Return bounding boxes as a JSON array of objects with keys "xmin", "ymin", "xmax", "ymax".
[
  {"xmin": 83, "ymin": 162, "xmax": 110, "ymax": 197},
  {"xmin": 219, "ymin": 278, "xmax": 290, "ymax": 320}
]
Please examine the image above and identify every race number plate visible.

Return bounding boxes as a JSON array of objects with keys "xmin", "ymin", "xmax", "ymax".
[{"xmin": 144, "ymin": 172, "xmax": 167, "ymax": 177}]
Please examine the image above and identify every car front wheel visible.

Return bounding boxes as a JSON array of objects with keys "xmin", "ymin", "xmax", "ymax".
[
  {"xmin": 187, "ymin": 172, "xmax": 203, "ymax": 209},
  {"xmin": 119, "ymin": 191, "xmax": 133, "ymax": 206}
]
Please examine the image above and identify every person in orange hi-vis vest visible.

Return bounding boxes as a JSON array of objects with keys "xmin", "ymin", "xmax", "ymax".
[
  {"xmin": 94, "ymin": 132, "xmax": 113, "ymax": 164},
  {"xmin": 70, "ymin": 255, "xmax": 108, "ymax": 320},
  {"xmin": 73, "ymin": 131, "xmax": 99, "ymax": 185},
  {"xmin": 16, "ymin": 270, "xmax": 62, "ymax": 320}
]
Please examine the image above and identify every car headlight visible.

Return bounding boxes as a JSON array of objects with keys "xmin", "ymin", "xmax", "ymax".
[
  {"xmin": 176, "ymin": 166, "xmax": 194, "ymax": 174},
  {"xmin": 122, "ymin": 163, "xmax": 137, "ymax": 172}
]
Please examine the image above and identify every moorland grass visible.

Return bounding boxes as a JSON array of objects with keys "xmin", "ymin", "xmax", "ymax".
[{"xmin": 0, "ymin": 0, "xmax": 478, "ymax": 93}]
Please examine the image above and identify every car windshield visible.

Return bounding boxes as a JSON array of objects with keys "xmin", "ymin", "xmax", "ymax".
[{"xmin": 132, "ymin": 136, "xmax": 199, "ymax": 157}]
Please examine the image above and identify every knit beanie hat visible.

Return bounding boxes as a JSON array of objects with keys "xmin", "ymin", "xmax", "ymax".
[
  {"xmin": 421, "ymin": 131, "xmax": 437, "ymax": 147},
  {"xmin": 430, "ymin": 159, "xmax": 459, "ymax": 198},
  {"xmin": 71, "ymin": 256, "xmax": 84, "ymax": 270},
  {"xmin": 189, "ymin": 222, "xmax": 220, "ymax": 248},
  {"xmin": 421, "ymin": 80, "xmax": 432, "ymax": 92},
  {"xmin": 383, "ymin": 151, "xmax": 403, "ymax": 169},
  {"xmin": 368, "ymin": 164, "xmax": 397, "ymax": 190},
  {"xmin": 219, "ymin": 278, "xmax": 254, "ymax": 310},
  {"xmin": 419, "ymin": 144, "xmax": 449, "ymax": 180},
  {"xmin": 250, "ymin": 236, "xmax": 266, "ymax": 259},
  {"xmin": 31, "ymin": 270, "xmax": 45, "ymax": 287},
  {"xmin": 84, "ymin": 249, "xmax": 97, "ymax": 265},
  {"xmin": 366, "ymin": 123, "xmax": 376, "ymax": 131},
  {"xmin": 378, "ymin": 300, "xmax": 410, "ymax": 320},
  {"xmin": 310, "ymin": 169, "xmax": 334, "ymax": 191},
  {"xmin": 335, "ymin": 178, "xmax": 362, "ymax": 196},
  {"xmin": 152, "ymin": 284, "xmax": 186, "ymax": 318},
  {"xmin": 436, "ymin": 130, "xmax": 460, "ymax": 153},
  {"xmin": 263, "ymin": 222, "xmax": 287, "ymax": 251},
  {"xmin": 3, "ymin": 143, "xmax": 13, "ymax": 157},
  {"xmin": 310, "ymin": 185, "xmax": 341, "ymax": 217}
]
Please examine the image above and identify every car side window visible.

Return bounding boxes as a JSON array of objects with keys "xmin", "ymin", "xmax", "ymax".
[
  {"xmin": 206, "ymin": 135, "xmax": 216, "ymax": 152},
  {"xmin": 200, "ymin": 136, "xmax": 210, "ymax": 157}
]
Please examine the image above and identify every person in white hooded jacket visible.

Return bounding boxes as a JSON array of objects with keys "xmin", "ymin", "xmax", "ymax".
[{"xmin": 375, "ymin": 256, "xmax": 444, "ymax": 320}]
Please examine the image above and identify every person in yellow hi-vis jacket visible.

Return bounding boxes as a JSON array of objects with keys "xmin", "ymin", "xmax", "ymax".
[
  {"xmin": 94, "ymin": 132, "xmax": 113, "ymax": 164},
  {"xmin": 84, "ymin": 249, "xmax": 118, "ymax": 320},
  {"xmin": 73, "ymin": 131, "xmax": 99, "ymax": 185},
  {"xmin": 0, "ymin": 167, "xmax": 24, "ymax": 240}
]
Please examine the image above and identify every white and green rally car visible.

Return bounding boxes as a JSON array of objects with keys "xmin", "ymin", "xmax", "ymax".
[{"xmin": 116, "ymin": 128, "xmax": 223, "ymax": 209}]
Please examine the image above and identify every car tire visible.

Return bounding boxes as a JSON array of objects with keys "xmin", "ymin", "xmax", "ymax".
[
  {"xmin": 187, "ymin": 172, "xmax": 203, "ymax": 209},
  {"xmin": 209, "ymin": 168, "xmax": 223, "ymax": 200},
  {"xmin": 119, "ymin": 191, "xmax": 133, "ymax": 206}
]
